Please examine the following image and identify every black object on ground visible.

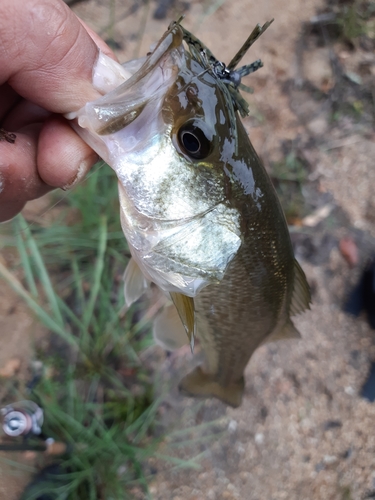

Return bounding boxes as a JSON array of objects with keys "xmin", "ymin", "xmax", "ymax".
[
  {"xmin": 361, "ymin": 362, "xmax": 375, "ymax": 402},
  {"xmin": 153, "ymin": 0, "xmax": 175, "ymax": 19},
  {"xmin": 20, "ymin": 464, "xmax": 67, "ymax": 500},
  {"xmin": 344, "ymin": 257, "xmax": 375, "ymax": 329}
]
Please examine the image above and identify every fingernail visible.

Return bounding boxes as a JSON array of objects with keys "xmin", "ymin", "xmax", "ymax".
[
  {"xmin": 64, "ymin": 52, "xmax": 130, "ymax": 121},
  {"xmin": 62, "ymin": 155, "xmax": 98, "ymax": 191},
  {"xmin": 92, "ymin": 51, "xmax": 132, "ymax": 94}
]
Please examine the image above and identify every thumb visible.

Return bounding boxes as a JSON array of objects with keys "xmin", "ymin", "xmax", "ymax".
[{"xmin": 0, "ymin": 0, "xmax": 109, "ymax": 113}]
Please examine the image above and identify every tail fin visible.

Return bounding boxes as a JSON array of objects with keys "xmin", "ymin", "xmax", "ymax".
[{"xmin": 178, "ymin": 366, "xmax": 244, "ymax": 408}]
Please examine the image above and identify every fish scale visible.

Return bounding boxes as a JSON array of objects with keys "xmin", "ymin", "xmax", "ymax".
[{"xmin": 191, "ymin": 151, "xmax": 292, "ymax": 403}]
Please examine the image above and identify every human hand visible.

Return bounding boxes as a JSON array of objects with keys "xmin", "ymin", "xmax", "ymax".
[{"xmin": 0, "ymin": 0, "xmax": 116, "ymax": 222}]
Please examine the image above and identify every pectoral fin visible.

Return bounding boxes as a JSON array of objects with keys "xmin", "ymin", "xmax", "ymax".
[
  {"xmin": 123, "ymin": 258, "xmax": 148, "ymax": 307},
  {"xmin": 153, "ymin": 303, "xmax": 189, "ymax": 351},
  {"xmin": 179, "ymin": 366, "xmax": 244, "ymax": 408},
  {"xmin": 170, "ymin": 292, "xmax": 196, "ymax": 352}
]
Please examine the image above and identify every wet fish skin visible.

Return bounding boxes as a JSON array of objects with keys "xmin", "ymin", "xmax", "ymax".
[
  {"xmin": 178, "ymin": 113, "xmax": 308, "ymax": 407},
  {"xmin": 68, "ymin": 21, "xmax": 311, "ymax": 408},
  {"xmin": 161, "ymin": 40, "xmax": 309, "ymax": 406}
]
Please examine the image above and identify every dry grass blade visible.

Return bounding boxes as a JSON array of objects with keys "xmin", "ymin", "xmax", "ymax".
[
  {"xmin": 227, "ymin": 19, "xmax": 274, "ymax": 70},
  {"xmin": 0, "ymin": 257, "xmax": 79, "ymax": 348}
]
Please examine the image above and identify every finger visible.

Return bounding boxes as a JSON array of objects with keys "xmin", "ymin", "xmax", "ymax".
[
  {"xmin": 78, "ymin": 18, "xmax": 119, "ymax": 61},
  {"xmin": 2, "ymin": 100, "xmax": 51, "ymax": 130},
  {"xmin": 37, "ymin": 115, "xmax": 98, "ymax": 189},
  {"xmin": 0, "ymin": 199, "xmax": 26, "ymax": 223},
  {"xmin": 0, "ymin": 0, "xmax": 112, "ymax": 113},
  {"xmin": 0, "ymin": 124, "xmax": 50, "ymax": 223},
  {"xmin": 0, "ymin": 83, "xmax": 21, "ymax": 121}
]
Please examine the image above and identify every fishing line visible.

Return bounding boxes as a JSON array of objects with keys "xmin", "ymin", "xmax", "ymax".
[{"xmin": 168, "ymin": 67, "xmax": 211, "ymax": 100}]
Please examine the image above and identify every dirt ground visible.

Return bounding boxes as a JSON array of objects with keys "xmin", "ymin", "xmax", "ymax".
[{"xmin": 1, "ymin": 0, "xmax": 375, "ymax": 498}]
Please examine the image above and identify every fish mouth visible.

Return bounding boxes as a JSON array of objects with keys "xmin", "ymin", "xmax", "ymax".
[{"xmin": 72, "ymin": 23, "xmax": 185, "ymax": 163}]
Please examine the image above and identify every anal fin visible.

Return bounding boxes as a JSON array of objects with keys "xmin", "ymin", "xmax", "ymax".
[{"xmin": 262, "ymin": 260, "xmax": 310, "ymax": 346}]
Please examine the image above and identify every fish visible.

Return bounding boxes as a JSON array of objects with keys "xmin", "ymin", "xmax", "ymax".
[{"xmin": 67, "ymin": 19, "xmax": 311, "ymax": 407}]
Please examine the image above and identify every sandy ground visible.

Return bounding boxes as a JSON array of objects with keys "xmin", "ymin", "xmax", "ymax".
[{"xmin": 1, "ymin": 0, "xmax": 375, "ymax": 498}]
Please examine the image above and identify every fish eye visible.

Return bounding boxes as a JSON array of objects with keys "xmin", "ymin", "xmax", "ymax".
[{"xmin": 177, "ymin": 123, "xmax": 211, "ymax": 160}]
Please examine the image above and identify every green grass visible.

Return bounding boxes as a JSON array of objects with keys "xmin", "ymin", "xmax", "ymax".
[
  {"xmin": 0, "ymin": 1, "xmax": 239, "ymax": 492},
  {"xmin": 0, "ymin": 2, "xmax": 267, "ymax": 495},
  {"xmin": 0, "ymin": 163, "xmax": 215, "ymax": 498},
  {"xmin": 270, "ymin": 151, "xmax": 309, "ymax": 223},
  {"xmin": 0, "ymin": 164, "xmax": 160, "ymax": 499},
  {"xmin": 337, "ymin": 0, "xmax": 375, "ymax": 41}
]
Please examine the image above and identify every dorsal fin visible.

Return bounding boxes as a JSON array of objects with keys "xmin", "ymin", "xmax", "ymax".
[
  {"xmin": 290, "ymin": 259, "xmax": 311, "ymax": 317},
  {"xmin": 123, "ymin": 258, "xmax": 148, "ymax": 307},
  {"xmin": 170, "ymin": 292, "xmax": 196, "ymax": 353}
]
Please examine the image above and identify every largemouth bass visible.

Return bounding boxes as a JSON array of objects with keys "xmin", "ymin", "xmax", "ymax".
[{"xmin": 67, "ymin": 19, "xmax": 311, "ymax": 407}]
